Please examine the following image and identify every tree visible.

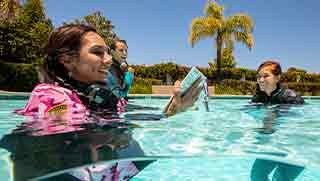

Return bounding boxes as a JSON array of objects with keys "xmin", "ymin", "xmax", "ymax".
[
  {"xmin": 0, "ymin": 0, "xmax": 22, "ymax": 21},
  {"xmin": 21, "ymin": 0, "xmax": 47, "ymax": 24},
  {"xmin": 65, "ymin": 11, "xmax": 118, "ymax": 46},
  {"xmin": 286, "ymin": 67, "xmax": 307, "ymax": 83},
  {"xmin": 209, "ymin": 48, "xmax": 236, "ymax": 68},
  {"xmin": 0, "ymin": 0, "xmax": 53, "ymax": 91},
  {"xmin": 189, "ymin": 0, "xmax": 254, "ymax": 81},
  {"xmin": 0, "ymin": 0, "xmax": 53, "ymax": 63}
]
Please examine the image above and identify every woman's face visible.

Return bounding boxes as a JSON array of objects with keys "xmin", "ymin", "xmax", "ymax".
[
  {"xmin": 63, "ymin": 32, "xmax": 112, "ymax": 83},
  {"xmin": 257, "ymin": 67, "xmax": 280, "ymax": 94}
]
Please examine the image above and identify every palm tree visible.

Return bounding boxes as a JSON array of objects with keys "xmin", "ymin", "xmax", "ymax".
[
  {"xmin": 189, "ymin": 0, "xmax": 254, "ymax": 81},
  {"xmin": 0, "ymin": 0, "xmax": 22, "ymax": 21}
]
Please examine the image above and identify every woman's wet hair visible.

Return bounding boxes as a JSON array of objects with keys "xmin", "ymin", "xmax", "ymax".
[
  {"xmin": 257, "ymin": 60, "xmax": 282, "ymax": 76},
  {"xmin": 40, "ymin": 24, "xmax": 97, "ymax": 83}
]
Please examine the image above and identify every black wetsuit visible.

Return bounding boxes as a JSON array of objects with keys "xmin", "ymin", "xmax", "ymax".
[{"xmin": 251, "ymin": 84, "xmax": 304, "ymax": 104}]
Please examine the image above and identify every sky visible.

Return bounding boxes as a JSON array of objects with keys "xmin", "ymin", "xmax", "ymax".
[{"xmin": 43, "ymin": 0, "xmax": 320, "ymax": 73}]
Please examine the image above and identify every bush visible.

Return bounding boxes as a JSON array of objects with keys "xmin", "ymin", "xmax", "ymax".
[
  {"xmin": 281, "ymin": 72, "xmax": 320, "ymax": 83},
  {"xmin": 285, "ymin": 82, "xmax": 320, "ymax": 96},
  {"xmin": 129, "ymin": 78, "xmax": 161, "ymax": 94},
  {"xmin": 129, "ymin": 84, "xmax": 152, "ymax": 94},
  {"xmin": 132, "ymin": 63, "xmax": 190, "ymax": 83},
  {"xmin": 132, "ymin": 64, "xmax": 259, "ymax": 84},
  {"xmin": 0, "ymin": 0, "xmax": 53, "ymax": 64},
  {"xmin": 215, "ymin": 79, "xmax": 256, "ymax": 95},
  {"xmin": 0, "ymin": 61, "xmax": 38, "ymax": 91},
  {"xmin": 214, "ymin": 79, "xmax": 320, "ymax": 96},
  {"xmin": 132, "ymin": 63, "xmax": 320, "ymax": 85}
]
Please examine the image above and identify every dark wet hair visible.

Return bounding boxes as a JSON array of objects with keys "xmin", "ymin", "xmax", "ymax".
[
  {"xmin": 110, "ymin": 39, "xmax": 128, "ymax": 50},
  {"xmin": 40, "ymin": 24, "xmax": 97, "ymax": 83},
  {"xmin": 257, "ymin": 60, "xmax": 282, "ymax": 76}
]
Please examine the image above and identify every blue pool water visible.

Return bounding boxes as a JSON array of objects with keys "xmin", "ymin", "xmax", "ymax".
[{"xmin": 1, "ymin": 97, "xmax": 320, "ymax": 180}]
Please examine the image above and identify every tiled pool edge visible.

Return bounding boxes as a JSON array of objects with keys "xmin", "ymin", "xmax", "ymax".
[{"xmin": 2, "ymin": 92, "xmax": 320, "ymax": 100}]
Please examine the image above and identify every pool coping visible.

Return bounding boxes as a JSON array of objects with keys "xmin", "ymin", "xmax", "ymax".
[{"xmin": 1, "ymin": 91, "xmax": 320, "ymax": 100}]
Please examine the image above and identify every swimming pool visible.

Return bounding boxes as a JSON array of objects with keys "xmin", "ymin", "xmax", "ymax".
[{"xmin": 0, "ymin": 97, "xmax": 320, "ymax": 180}]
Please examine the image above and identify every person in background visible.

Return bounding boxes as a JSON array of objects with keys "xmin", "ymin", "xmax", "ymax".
[
  {"xmin": 107, "ymin": 39, "xmax": 134, "ymax": 98},
  {"xmin": 250, "ymin": 60, "xmax": 304, "ymax": 181}
]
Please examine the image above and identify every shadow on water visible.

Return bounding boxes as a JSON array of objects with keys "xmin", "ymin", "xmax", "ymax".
[{"xmin": 0, "ymin": 118, "xmax": 154, "ymax": 181}]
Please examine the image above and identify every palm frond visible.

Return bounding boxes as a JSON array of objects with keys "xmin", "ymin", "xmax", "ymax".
[
  {"xmin": 225, "ymin": 13, "xmax": 254, "ymax": 33},
  {"xmin": 189, "ymin": 17, "xmax": 221, "ymax": 47},
  {"xmin": 233, "ymin": 31, "xmax": 254, "ymax": 50},
  {"xmin": 204, "ymin": 1, "xmax": 224, "ymax": 20}
]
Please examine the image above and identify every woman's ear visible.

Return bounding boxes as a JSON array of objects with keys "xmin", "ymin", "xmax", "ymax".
[{"xmin": 58, "ymin": 54, "xmax": 76, "ymax": 71}]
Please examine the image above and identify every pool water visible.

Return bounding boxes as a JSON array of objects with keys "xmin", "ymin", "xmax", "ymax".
[{"xmin": 1, "ymin": 98, "xmax": 320, "ymax": 180}]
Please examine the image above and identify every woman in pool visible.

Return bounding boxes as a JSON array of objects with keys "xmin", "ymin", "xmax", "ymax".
[
  {"xmin": 15, "ymin": 24, "xmax": 202, "ymax": 180},
  {"xmin": 250, "ymin": 60, "xmax": 304, "ymax": 181},
  {"xmin": 251, "ymin": 60, "xmax": 304, "ymax": 105}
]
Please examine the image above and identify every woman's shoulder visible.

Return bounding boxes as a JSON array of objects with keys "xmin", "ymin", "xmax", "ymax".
[
  {"xmin": 280, "ymin": 88, "xmax": 304, "ymax": 104},
  {"xmin": 15, "ymin": 83, "xmax": 80, "ymax": 115},
  {"xmin": 31, "ymin": 83, "xmax": 83, "ymax": 105},
  {"xmin": 32, "ymin": 83, "xmax": 72, "ymax": 95},
  {"xmin": 281, "ymin": 88, "xmax": 302, "ymax": 99},
  {"xmin": 282, "ymin": 88, "xmax": 297, "ymax": 96}
]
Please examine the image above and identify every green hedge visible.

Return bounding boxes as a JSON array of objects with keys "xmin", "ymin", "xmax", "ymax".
[
  {"xmin": 132, "ymin": 63, "xmax": 320, "ymax": 84},
  {"xmin": 214, "ymin": 79, "xmax": 320, "ymax": 96},
  {"xmin": 281, "ymin": 72, "xmax": 320, "ymax": 83},
  {"xmin": 215, "ymin": 79, "xmax": 256, "ymax": 95},
  {"xmin": 132, "ymin": 63, "xmax": 190, "ymax": 82},
  {"xmin": 285, "ymin": 82, "xmax": 320, "ymax": 96},
  {"xmin": 0, "ymin": 61, "xmax": 38, "ymax": 91},
  {"xmin": 129, "ymin": 78, "xmax": 162, "ymax": 94},
  {"xmin": 132, "ymin": 64, "xmax": 259, "ymax": 83}
]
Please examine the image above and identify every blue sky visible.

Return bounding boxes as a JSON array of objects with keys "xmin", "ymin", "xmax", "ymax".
[{"xmin": 43, "ymin": 0, "xmax": 320, "ymax": 72}]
